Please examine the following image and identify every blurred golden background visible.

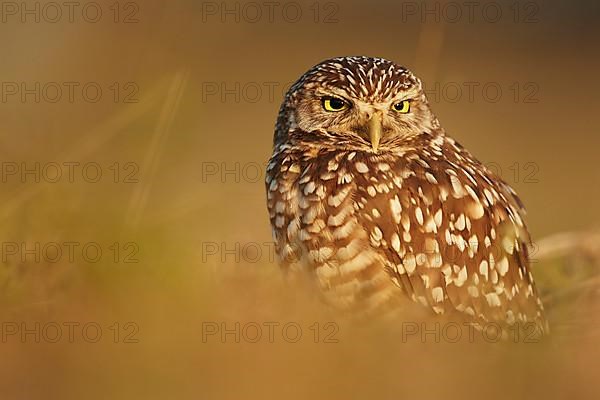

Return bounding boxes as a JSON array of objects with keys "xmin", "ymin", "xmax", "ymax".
[{"xmin": 0, "ymin": 0, "xmax": 599, "ymax": 398}]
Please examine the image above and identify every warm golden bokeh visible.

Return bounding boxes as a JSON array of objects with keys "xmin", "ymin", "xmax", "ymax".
[{"xmin": 0, "ymin": 0, "xmax": 599, "ymax": 398}]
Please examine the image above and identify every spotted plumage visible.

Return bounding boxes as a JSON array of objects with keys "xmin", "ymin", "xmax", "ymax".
[{"xmin": 266, "ymin": 56, "xmax": 547, "ymax": 333}]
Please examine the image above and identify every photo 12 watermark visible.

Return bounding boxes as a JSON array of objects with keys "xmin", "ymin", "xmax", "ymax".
[
  {"xmin": 199, "ymin": 1, "xmax": 340, "ymax": 23},
  {"xmin": 399, "ymin": 1, "xmax": 541, "ymax": 24},
  {"xmin": 1, "ymin": 82, "xmax": 139, "ymax": 103},
  {"xmin": 201, "ymin": 321, "xmax": 339, "ymax": 343},
  {"xmin": 201, "ymin": 241, "xmax": 275, "ymax": 264},
  {"xmin": 1, "ymin": 321, "xmax": 139, "ymax": 343},
  {"xmin": 200, "ymin": 81, "xmax": 292, "ymax": 104},
  {"xmin": 0, "ymin": 2, "xmax": 140, "ymax": 23},
  {"xmin": 399, "ymin": 321, "xmax": 542, "ymax": 343},
  {"xmin": 1, "ymin": 241, "xmax": 140, "ymax": 264},
  {"xmin": 423, "ymin": 81, "xmax": 540, "ymax": 104},
  {"xmin": 0, "ymin": 161, "xmax": 139, "ymax": 184}
]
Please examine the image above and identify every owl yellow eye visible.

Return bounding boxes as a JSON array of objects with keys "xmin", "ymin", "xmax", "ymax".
[
  {"xmin": 392, "ymin": 100, "xmax": 410, "ymax": 113},
  {"xmin": 322, "ymin": 96, "xmax": 348, "ymax": 112}
]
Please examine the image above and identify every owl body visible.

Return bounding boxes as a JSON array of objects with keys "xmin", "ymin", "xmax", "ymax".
[{"xmin": 266, "ymin": 56, "xmax": 546, "ymax": 332}]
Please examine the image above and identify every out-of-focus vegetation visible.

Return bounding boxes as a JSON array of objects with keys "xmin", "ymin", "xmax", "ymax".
[{"xmin": 0, "ymin": 0, "xmax": 599, "ymax": 398}]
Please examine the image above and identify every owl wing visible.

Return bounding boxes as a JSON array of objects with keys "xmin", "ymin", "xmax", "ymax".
[{"xmin": 353, "ymin": 137, "xmax": 547, "ymax": 333}]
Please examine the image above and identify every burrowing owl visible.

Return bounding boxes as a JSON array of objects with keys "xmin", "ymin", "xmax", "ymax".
[{"xmin": 266, "ymin": 56, "xmax": 547, "ymax": 333}]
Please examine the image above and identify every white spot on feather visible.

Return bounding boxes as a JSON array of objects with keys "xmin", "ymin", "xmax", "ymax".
[
  {"xmin": 355, "ymin": 162, "xmax": 369, "ymax": 173},
  {"xmin": 390, "ymin": 196, "xmax": 402, "ymax": 224},
  {"xmin": 497, "ymin": 257, "xmax": 509, "ymax": 276},
  {"xmin": 432, "ymin": 287, "xmax": 444, "ymax": 303}
]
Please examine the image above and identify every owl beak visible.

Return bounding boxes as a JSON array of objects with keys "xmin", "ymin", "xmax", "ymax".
[{"xmin": 368, "ymin": 113, "xmax": 382, "ymax": 153}]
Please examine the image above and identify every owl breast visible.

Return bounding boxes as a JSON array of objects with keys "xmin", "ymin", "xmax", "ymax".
[
  {"xmin": 267, "ymin": 133, "xmax": 546, "ymax": 331},
  {"xmin": 266, "ymin": 146, "xmax": 405, "ymax": 313}
]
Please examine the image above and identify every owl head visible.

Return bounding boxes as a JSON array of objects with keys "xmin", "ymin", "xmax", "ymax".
[{"xmin": 275, "ymin": 56, "xmax": 440, "ymax": 153}]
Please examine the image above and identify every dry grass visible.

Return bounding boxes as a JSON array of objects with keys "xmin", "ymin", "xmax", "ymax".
[
  {"xmin": 0, "ymin": 228, "xmax": 598, "ymax": 399},
  {"xmin": 0, "ymin": 0, "xmax": 599, "ymax": 398}
]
